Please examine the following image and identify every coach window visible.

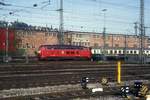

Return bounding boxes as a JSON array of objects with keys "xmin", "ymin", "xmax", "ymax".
[
  {"xmin": 110, "ymin": 50, "xmax": 113, "ymax": 54},
  {"xmin": 123, "ymin": 50, "xmax": 125, "ymax": 54},
  {"xmin": 127, "ymin": 51, "xmax": 129, "ymax": 54},
  {"xmin": 147, "ymin": 50, "xmax": 149, "ymax": 53},
  {"xmin": 93, "ymin": 50, "xmax": 96, "ymax": 54},
  {"xmin": 134, "ymin": 51, "xmax": 136, "ymax": 54},
  {"xmin": 119, "ymin": 50, "xmax": 121, "ymax": 54},
  {"xmin": 114, "ymin": 50, "xmax": 117, "ymax": 54}
]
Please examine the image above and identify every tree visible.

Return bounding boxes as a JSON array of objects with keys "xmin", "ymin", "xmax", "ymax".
[{"xmin": 11, "ymin": 21, "xmax": 29, "ymax": 29}]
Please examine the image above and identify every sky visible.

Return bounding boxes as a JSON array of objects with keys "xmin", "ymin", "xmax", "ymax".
[{"xmin": 0, "ymin": 0, "xmax": 150, "ymax": 36}]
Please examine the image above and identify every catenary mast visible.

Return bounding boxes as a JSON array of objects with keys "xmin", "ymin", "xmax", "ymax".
[{"xmin": 140, "ymin": 0, "xmax": 145, "ymax": 64}]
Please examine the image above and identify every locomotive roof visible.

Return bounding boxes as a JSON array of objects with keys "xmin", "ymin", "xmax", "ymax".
[{"xmin": 40, "ymin": 45, "xmax": 89, "ymax": 49}]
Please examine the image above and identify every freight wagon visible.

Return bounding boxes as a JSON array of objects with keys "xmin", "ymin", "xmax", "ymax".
[{"xmin": 0, "ymin": 28, "xmax": 16, "ymax": 56}]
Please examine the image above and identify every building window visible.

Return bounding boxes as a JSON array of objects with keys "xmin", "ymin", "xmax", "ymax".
[
  {"xmin": 81, "ymin": 42, "xmax": 84, "ymax": 46},
  {"xmin": 117, "ymin": 37, "xmax": 120, "ymax": 41},
  {"xmin": 79, "ymin": 34, "xmax": 82, "ymax": 38},
  {"xmin": 73, "ymin": 42, "xmax": 75, "ymax": 45},
  {"xmin": 26, "ymin": 43, "xmax": 30, "ymax": 48},
  {"xmin": 93, "ymin": 35, "xmax": 96, "ymax": 38},
  {"xmin": 94, "ymin": 43, "xmax": 99, "ymax": 47},
  {"xmin": 85, "ymin": 42, "xmax": 87, "ymax": 46},
  {"xmin": 105, "ymin": 44, "xmax": 109, "ymax": 47},
  {"xmin": 32, "ymin": 45, "xmax": 35, "ymax": 48},
  {"xmin": 133, "ymin": 44, "xmax": 137, "ymax": 48},
  {"xmin": 45, "ymin": 32, "xmax": 48, "ymax": 36},
  {"xmin": 147, "ymin": 39, "xmax": 150, "ymax": 43},
  {"xmin": 23, "ymin": 45, "xmax": 26, "ymax": 48},
  {"xmin": 115, "ymin": 44, "xmax": 119, "ymax": 47},
  {"xmin": 97, "ymin": 35, "xmax": 100, "ymax": 38},
  {"xmin": 76, "ymin": 34, "xmax": 78, "ymax": 37},
  {"xmin": 52, "ymin": 33, "xmax": 56, "ymax": 37}
]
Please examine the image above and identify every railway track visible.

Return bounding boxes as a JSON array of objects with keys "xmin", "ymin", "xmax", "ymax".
[{"xmin": 0, "ymin": 61, "xmax": 150, "ymax": 90}]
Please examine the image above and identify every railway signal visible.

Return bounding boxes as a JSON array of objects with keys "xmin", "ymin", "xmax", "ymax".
[
  {"xmin": 133, "ymin": 81, "xmax": 149, "ymax": 97},
  {"xmin": 80, "ymin": 77, "xmax": 89, "ymax": 89},
  {"xmin": 132, "ymin": 81, "xmax": 144, "ymax": 97},
  {"xmin": 120, "ymin": 85, "xmax": 130, "ymax": 98}
]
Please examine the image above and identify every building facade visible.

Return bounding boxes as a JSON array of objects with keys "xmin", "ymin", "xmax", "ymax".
[
  {"xmin": 15, "ymin": 29, "xmax": 58, "ymax": 56},
  {"xmin": 14, "ymin": 29, "xmax": 150, "ymax": 56}
]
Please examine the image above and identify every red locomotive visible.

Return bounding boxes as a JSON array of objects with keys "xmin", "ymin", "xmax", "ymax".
[{"xmin": 37, "ymin": 45, "xmax": 92, "ymax": 60}]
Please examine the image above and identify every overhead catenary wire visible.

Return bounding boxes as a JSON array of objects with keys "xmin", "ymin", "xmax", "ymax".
[{"xmin": 0, "ymin": 0, "xmax": 150, "ymax": 35}]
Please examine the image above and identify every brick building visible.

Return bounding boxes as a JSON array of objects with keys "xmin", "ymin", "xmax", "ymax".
[
  {"xmin": 15, "ymin": 29, "xmax": 58, "ymax": 56},
  {"xmin": 65, "ymin": 31, "xmax": 149, "ymax": 48},
  {"xmin": 15, "ymin": 29, "xmax": 150, "ymax": 56},
  {"xmin": 64, "ymin": 31, "xmax": 91, "ymax": 47}
]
